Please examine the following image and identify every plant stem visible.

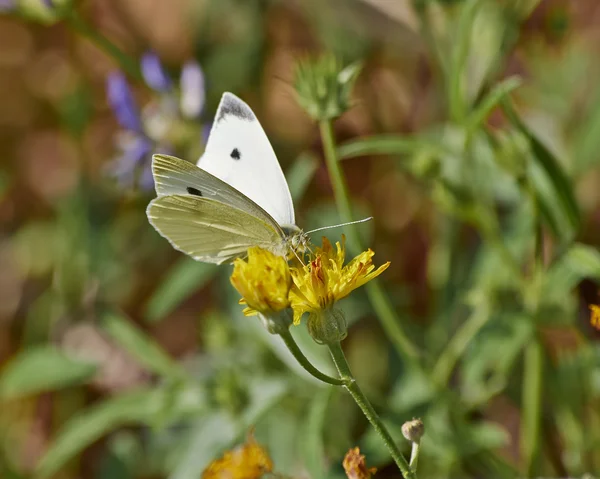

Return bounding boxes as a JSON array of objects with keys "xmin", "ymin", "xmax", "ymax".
[
  {"xmin": 319, "ymin": 120, "xmax": 419, "ymax": 362},
  {"xmin": 520, "ymin": 338, "xmax": 543, "ymax": 476},
  {"xmin": 409, "ymin": 441, "xmax": 421, "ymax": 472},
  {"xmin": 67, "ymin": 10, "xmax": 142, "ymax": 81},
  {"xmin": 328, "ymin": 342, "xmax": 414, "ymax": 479},
  {"xmin": 431, "ymin": 299, "xmax": 489, "ymax": 386},
  {"xmin": 278, "ymin": 329, "xmax": 345, "ymax": 386}
]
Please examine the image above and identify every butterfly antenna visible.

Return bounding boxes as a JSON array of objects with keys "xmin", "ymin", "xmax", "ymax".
[{"xmin": 305, "ymin": 217, "xmax": 373, "ymax": 235}]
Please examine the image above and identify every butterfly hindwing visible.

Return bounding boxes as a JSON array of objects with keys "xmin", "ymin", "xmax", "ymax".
[
  {"xmin": 146, "ymin": 195, "xmax": 285, "ymax": 264},
  {"xmin": 197, "ymin": 93, "xmax": 295, "ymax": 226}
]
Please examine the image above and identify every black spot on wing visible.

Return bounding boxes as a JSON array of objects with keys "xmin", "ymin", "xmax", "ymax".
[
  {"xmin": 216, "ymin": 94, "xmax": 255, "ymax": 123},
  {"xmin": 186, "ymin": 187, "xmax": 202, "ymax": 196},
  {"xmin": 230, "ymin": 148, "xmax": 241, "ymax": 160}
]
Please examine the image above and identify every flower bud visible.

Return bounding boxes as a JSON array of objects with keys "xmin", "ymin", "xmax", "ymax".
[
  {"xmin": 307, "ymin": 308, "xmax": 347, "ymax": 345},
  {"xmin": 402, "ymin": 418, "xmax": 425, "ymax": 443},
  {"xmin": 258, "ymin": 309, "xmax": 293, "ymax": 336},
  {"xmin": 294, "ymin": 55, "xmax": 361, "ymax": 121}
]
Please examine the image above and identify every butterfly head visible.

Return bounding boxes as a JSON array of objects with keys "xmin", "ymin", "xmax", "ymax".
[{"xmin": 281, "ymin": 224, "xmax": 309, "ymax": 257}]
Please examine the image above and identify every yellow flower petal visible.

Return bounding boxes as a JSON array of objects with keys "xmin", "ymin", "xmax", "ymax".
[
  {"xmin": 290, "ymin": 235, "xmax": 390, "ymax": 323},
  {"xmin": 202, "ymin": 431, "xmax": 273, "ymax": 479},
  {"xmin": 230, "ymin": 247, "xmax": 292, "ymax": 316},
  {"xmin": 590, "ymin": 304, "xmax": 600, "ymax": 330}
]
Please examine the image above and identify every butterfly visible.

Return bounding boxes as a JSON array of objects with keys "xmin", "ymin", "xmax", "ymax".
[{"xmin": 146, "ymin": 92, "xmax": 308, "ymax": 264}]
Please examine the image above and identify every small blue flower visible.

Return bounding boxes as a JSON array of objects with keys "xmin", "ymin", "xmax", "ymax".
[
  {"xmin": 106, "ymin": 71, "xmax": 143, "ymax": 132},
  {"xmin": 180, "ymin": 61, "xmax": 205, "ymax": 119},
  {"xmin": 141, "ymin": 52, "xmax": 172, "ymax": 92}
]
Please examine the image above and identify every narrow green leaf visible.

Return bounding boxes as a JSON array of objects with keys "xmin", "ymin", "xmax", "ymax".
[
  {"xmin": 448, "ymin": 0, "xmax": 482, "ymax": 121},
  {"xmin": 170, "ymin": 414, "xmax": 237, "ymax": 479},
  {"xmin": 467, "ymin": 76, "xmax": 522, "ymax": 132},
  {"xmin": 0, "ymin": 346, "xmax": 96, "ymax": 399},
  {"xmin": 172, "ymin": 378, "xmax": 288, "ymax": 479},
  {"xmin": 144, "ymin": 258, "xmax": 217, "ymax": 323},
  {"xmin": 544, "ymin": 243, "xmax": 600, "ymax": 298},
  {"xmin": 300, "ymin": 388, "xmax": 332, "ymax": 478},
  {"xmin": 502, "ymin": 99, "xmax": 581, "ymax": 239},
  {"xmin": 101, "ymin": 312, "xmax": 183, "ymax": 379},
  {"xmin": 37, "ymin": 388, "xmax": 167, "ymax": 478},
  {"xmin": 338, "ymin": 135, "xmax": 446, "ymax": 160},
  {"xmin": 287, "ymin": 151, "xmax": 319, "ymax": 202}
]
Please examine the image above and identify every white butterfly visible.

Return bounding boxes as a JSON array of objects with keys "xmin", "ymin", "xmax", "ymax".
[{"xmin": 146, "ymin": 92, "xmax": 307, "ymax": 264}]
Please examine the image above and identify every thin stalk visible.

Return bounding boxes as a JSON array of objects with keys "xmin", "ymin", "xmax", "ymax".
[
  {"xmin": 328, "ymin": 342, "xmax": 415, "ymax": 479},
  {"xmin": 431, "ymin": 300, "xmax": 489, "ymax": 386},
  {"xmin": 319, "ymin": 120, "xmax": 419, "ymax": 362},
  {"xmin": 67, "ymin": 10, "xmax": 142, "ymax": 81},
  {"xmin": 278, "ymin": 329, "xmax": 345, "ymax": 386},
  {"xmin": 409, "ymin": 441, "xmax": 421, "ymax": 472},
  {"xmin": 520, "ymin": 338, "xmax": 543, "ymax": 476}
]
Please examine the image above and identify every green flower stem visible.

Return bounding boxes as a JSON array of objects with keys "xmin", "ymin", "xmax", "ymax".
[
  {"xmin": 319, "ymin": 120, "xmax": 419, "ymax": 362},
  {"xmin": 67, "ymin": 10, "xmax": 142, "ymax": 81},
  {"xmin": 520, "ymin": 338, "xmax": 543, "ymax": 476},
  {"xmin": 328, "ymin": 341, "xmax": 415, "ymax": 479},
  {"xmin": 431, "ymin": 299, "xmax": 489, "ymax": 386},
  {"xmin": 409, "ymin": 441, "xmax": 421, "ymax": 472},
  {"xmin": 278, "ymin": 329, "xmax": 345, "ymax": 386}
]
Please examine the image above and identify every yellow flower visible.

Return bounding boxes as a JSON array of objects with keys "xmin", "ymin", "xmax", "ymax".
[
  {"xmin": 202, "ymin": 430, "xmax": 273, "ymax": 479},
  {"xmin": 343, "ymin": 447, "xmax": 377, "ymax": 479},
  {"xmin": 230, "ymin": 246, "xmax": 292, "ymax": 317},
  {"xmin": 590, "ymin": 304, "xmax": 600, "ymax": 330},
  {"xmin": 289, "ymin": 235, "xmax": 390, "ymax": 325}
]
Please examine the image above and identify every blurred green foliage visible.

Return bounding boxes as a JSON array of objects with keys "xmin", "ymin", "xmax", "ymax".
[{"xmin": 1, "ymin": 0, "xmax": 600, "ymax": 478}]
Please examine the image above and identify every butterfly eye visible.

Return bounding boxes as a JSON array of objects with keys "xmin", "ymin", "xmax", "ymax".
[
  {"xmin": 186, "ymin": 187, "xmax": 202, "ymax": 196},
  {"xmin": 230, "ymin": 148, "xmax": 241, "ymax": 160}
]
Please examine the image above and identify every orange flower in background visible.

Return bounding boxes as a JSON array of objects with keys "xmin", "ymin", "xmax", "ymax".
[
  {"xmin": 202, "ymin": 431, "xmax": 273, "ymax": 479},
  {"xmin": 343, "ymin": 447, "xmax": 377, "ymax": 479},
  {"xmin": 590, "ymin": 304, "xmax": 600, "ymax": 330}
]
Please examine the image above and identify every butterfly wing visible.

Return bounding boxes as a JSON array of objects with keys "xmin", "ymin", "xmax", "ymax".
[
  {"xmin": 147, "ymin": 195, "xmax": 285, "ymax": 264},
  {"xmin": 151, "ymin": 153, "xmax": 282, "ymax": 233},
  {"xmin": 198, "ymin": 92, "xmax": 295, "ymax": 226}
]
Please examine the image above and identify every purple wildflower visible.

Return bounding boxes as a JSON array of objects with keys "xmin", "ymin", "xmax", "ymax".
[
  {"xmin": 0, "ymin": 0, "xmax": 15, "ymax": 12},
  {"xmin": 107, "ymin": 53, "xmax": 208, "ymax": 192},
  {"xmin": 180, "ymin": 61, "xmax": 205, "ymax": 119},
  {"xmin": 106, "ymin": 71, "xmax": 143, "ymax": 132},
  {"xmin": 141, "ymin": 52, "xmax": 172, "ymax": 92}
]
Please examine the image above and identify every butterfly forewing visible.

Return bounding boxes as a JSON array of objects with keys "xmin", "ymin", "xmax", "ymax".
[
  {"xmin": 152, "ymin": 154, "xmax": 283, "ymax": 234},
  {"xmin": 147, "ymin": 195, "xmax": 285, "ymax": 264},
  {"xmin": 197, "ymin": 93, "xmax": 295, "ymax": 226}
]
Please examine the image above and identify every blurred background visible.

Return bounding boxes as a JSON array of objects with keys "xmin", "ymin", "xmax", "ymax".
[{"xmin": 1, "ymin": 0, "xmax": 600, "ymax": 477}]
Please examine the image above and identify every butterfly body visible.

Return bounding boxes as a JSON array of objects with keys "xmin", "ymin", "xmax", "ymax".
[{"xmin": 146, "ymin": 92, "xmax": 306, "ymax": 264}]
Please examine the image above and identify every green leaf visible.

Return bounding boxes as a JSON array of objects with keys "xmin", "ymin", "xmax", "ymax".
[
  {"xmin": 36, "ymin": 385, "xmax": 204, "ymax": 478},
  {"xmin": 544, "ymin": 244, "xmax": 600, "ymax": 298},
  {"xmin": 448, "ymin": 0, "xmax": 482, "ymax": 121},
  {"xmin": 172, "ymin": 377, "xmax": 288, "ymax": 479},
  {"xmin": 502, "ymin": 99, "xmax": 581, "ymax": 240},
  {"xmin": 144, "ymin": 257, "xmax": 217, "ymax": 323},
  {"xmin": 100, "ymin": 312, "xmax": 184, "ymax": 379},
  {"xmin": 38, "ymin": 392, "xmax": 154, "ymax": 478},
  {"xmin": 300, "ymin": 388, "xmax": 332, "ymax": 478},
  {"xmin": 0, "ymin": 346, "xmax": 97, "ymax": 399},
  {"xmin": 338, "ymin": 135, "xmax": 446, "ymax": 160},
  {"xmin": 287, "ymin": 151, "xmax": 319, "ymax": 202},
  {"xmin": 467, "ymin": 76, "xmax": 522, "ymax": 132},
  {"xmin": 170, "ymin": 414, "xmax": 237, "ymax": 479}
]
